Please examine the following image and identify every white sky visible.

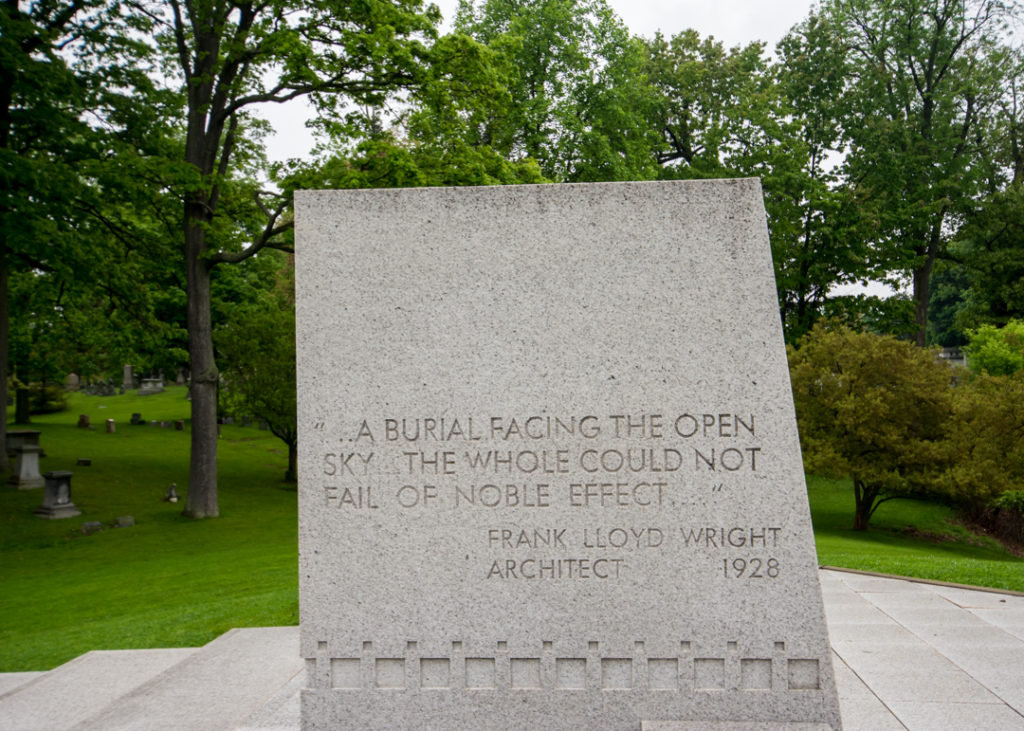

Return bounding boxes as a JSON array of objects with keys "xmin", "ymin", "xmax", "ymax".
[{"xmin": 259, "ymin": 0, "xmax": 817, "ymax": 163}]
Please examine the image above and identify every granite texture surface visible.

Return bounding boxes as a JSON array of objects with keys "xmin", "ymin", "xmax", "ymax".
[{"xmin": 294, "ymin": 180, "xmax": 841, "ymax": 729}]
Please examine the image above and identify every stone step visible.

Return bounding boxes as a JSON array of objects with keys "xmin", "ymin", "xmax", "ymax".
[
  {"xmin": 68, "ymin": 626, "xmax": 302, "ymax": 730},
  {"xmin": 0, "ymin": 647, "xmax": 198, "ymax": 731}
]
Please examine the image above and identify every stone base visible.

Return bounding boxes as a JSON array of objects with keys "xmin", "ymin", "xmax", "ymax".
[
  {"xmin": 10, "ymin": 476, "xmax": 44, "ymax": 490},
  {"xmin": 34, "ymin": 503, "xmax": 81, "ymax": 519}
]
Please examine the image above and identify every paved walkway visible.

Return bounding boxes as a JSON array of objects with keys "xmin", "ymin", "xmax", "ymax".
[
  {"xmin": 822, "ymin": 568, "xmax": 1024, "ymax": 729},
  {"xmin": 1, "ymin": 569, "xmax": 1023, "ymax": 729}
]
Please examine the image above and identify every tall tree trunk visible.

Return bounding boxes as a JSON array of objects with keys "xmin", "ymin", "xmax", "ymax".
[
  {"xmin": 0, "ymin": 248, "xmax": 8, "ymax": 472},
  {"xmin": 183, "ymin": 200, "xmax": 219, "ymax": 518},
  {"xmin": 286, "ymin": 440, "xmax": 297, "ymax": 483},
  {"xmin": 913, "ymin": 228, "xmax": 941, "ymax": 348}
]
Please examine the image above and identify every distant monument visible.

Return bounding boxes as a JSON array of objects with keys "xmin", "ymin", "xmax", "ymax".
[{"xmin": 295, "ymin": 181, "xmax": 841, "ymax": 729}]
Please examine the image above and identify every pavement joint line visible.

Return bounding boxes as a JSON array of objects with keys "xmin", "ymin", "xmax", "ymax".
[
  {"xmin": 819, "ymin": 565, "xmax": 1024, "ymax": 597},
  {"xmin": 832, "ymin": 649, "xmax": 908, "ymax": 730}
]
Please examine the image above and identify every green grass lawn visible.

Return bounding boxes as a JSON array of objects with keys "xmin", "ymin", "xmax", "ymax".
[
  {"xmin": 1, "ymin": 390, "xmax": 1021, "ymax": 671},
  {"xmin": 0, "ymin": 388, "xmax": 298, "ymax": 671},
  {"xmin": 808, "ymin": 474, "xmax": 1023, "ymax": 592}
]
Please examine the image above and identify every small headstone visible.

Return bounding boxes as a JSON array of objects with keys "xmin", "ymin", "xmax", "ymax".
[
  {"xmin": 295, "ymin": 182, "xmax": 842, "ymax": 729},
  {"xmin": 223, "ymin": 416, "xmax": 235, "ymax": 425},
  {"xmin": 81, "ymin": 521, "xmax": 103, "ymax": 535},
  {"xmin": 76, "ymin": 458, "xmax": 91, "ymax": 466},
  {"xmin": 138, "ymin": 378, "xmax": 164, "ymax": 396},
  {"xmin": 106, "ymin": 419, "xmax": 116, "ymax": 433},
  {"xmin": 176, "ymin": 369, "xmax": 187, "ymax": 386},
  {"xmin": 149, "ymin": 420, "xmax": 159, "ymax": 427},
  {"xmin": 174, "ymin": 420, "xmax": 185, "ymax": 431},
  {"xmin": 34, "ymin": 471, "xmax": 80, "ymax": 519},
  {"xmin": 123, "ymin": 364, "xmax": 136, "ymax": 390},
  {"xmin": 66, "ymin": 373, "xmax": 80, "ymax": 390},
  {"xmin": 8, "ymin": 445, "xmax": 44, "ymax": 489},
  {"xmin": 118, "ymin": 385, "xmax": 125, "ymax": 395},
  {"xmin": 164, "ymin": 484, "xmax": 180, "ymax": 503},
  {"xmin": 115, "ymin": 515, "xmax": 135, "ymax": 528},
  {"xmin": 76, "ymin": 414, "xmax": 90, "ymax": 429},
  {"xmin": 160, "ymin": 421, "xmax": 172, "ymax": 429},
  {"xmin": 130, "ymin": 413, "xmax": 144, "ymax": 426}
]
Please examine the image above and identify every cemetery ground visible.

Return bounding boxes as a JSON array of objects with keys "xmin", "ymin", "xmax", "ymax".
[{"xmin": 0, "ymin": 388, "xmax": 1020, "ymax": 673}]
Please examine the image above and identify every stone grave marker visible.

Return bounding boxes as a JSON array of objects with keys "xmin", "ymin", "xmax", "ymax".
[
  {"xmin": 8, "ymin": 445, "xmax": 44, "ymax": 489},
  {"xmin": 139, "ymin": 378, "xmax": 164, "ymax": 396},
  {"xmin": 294, "ymin": 181, "xmax": 841, "ymax": 730},
  {"xmin": 34, "ymin": 471, "xmax": 80, "ymax": 519},
  {"xmin": 77, "ymin": 414, "xmax": 90, "ymax": 429},
  {"xmin": 6, "ymin": 429, "xmax": 41, "ymax": 457}
]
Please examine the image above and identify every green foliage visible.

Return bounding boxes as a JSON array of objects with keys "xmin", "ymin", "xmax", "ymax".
[
  {"xmin": 450, "ymin": 0, "xmax": 658, "ymax": 181},
  {"xmin": 216, "ymin": 254, "xmax": 298, "ymax": 481},
  {"xmin": 789, "ymin": 322, "xmax": 953, "ymax": 530},
  {"xmin": 964, "ymin": 319, "xmax": 1024, "ymax": 375},
  {"xmin": 820, "ymin": 0, "xmax": 1011, "ymax": 345},
  {"xmin": 944, "ymin": 371, "xmax": 1024, "ymax": 505},
  {"xmin": 992, "ymin": 490, "xmax": 1024, "ymax": 513}
]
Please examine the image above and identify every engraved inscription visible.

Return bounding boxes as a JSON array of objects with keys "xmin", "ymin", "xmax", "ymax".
[{"xmin": 316, "ymin": 412, "xmax": 775, "ymax": 584}]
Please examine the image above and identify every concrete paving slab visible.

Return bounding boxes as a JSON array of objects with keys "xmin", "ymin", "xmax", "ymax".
[
  {"xmin": 0, "ymin": 648, "xmax": 196, "ymax": 731},
  {"xmin": 0, "ymin": 672, "xmax": 45, "ymax": 697},
  {"xmin": 832, "ymin": 639, "xmax": 999, "ymax": 703},
  {"xmin": 885, "ymin": 700, "xmax": 1024, "ymax": 730},
  {"xmin": 69, "ymin": 626, "xmax": 302, "ymax": 731},
  {"xmin": 236, "ymin": 667, "xmax": 305, "ymax": 731},
  {"xmin": 830, "ymin": 652, "xmax": 904, "ymax": 730},
  {"xmin": 927, "ymin": 584, "xmax": 1024, "ymax": 609},
  {"xmin": 969, "ymin": 608, "xmax": 1024, "ymax": 641}
]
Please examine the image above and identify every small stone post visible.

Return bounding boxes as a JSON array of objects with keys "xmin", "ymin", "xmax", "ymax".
[
  {"xmin": 34, "ymin": 471, "xmax": 80, "ymax": 519},
  {"xmin": 8, "ymin": 445, "xmax": 44, "ymax": 489}
]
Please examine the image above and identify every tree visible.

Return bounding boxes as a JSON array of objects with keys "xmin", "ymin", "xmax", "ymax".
[
  {"xmin": 1, "ymin": 0, "xmax": 104, "ymax": 469},
  {"xmin": 643, "ymin": 30, "xmax": 770, "ymax": 180},
  {"xmin": 769, "ymin": 13, "xmax": 878, "ymax": 341},
  {"xmin": 131, "ymin": 0, "xmax": 438, "ymax": 517},
  {"xmin": 823, "ymin": 0, "xmax": 1010, "ymax": 346},
  {"xmin": 452, "ymin": 0, "xmax": 657, "ymax": 181},
  {"xmin": 964, "ymin": 319, "xmax": 1024, "ymax": 375},
  {"xmin": 216, "ymin": 254, "xmax": 298, "ymax": 481},
  {"xmin": 789, "ymin": 322, "xmax": 953, "ymax": 530}
]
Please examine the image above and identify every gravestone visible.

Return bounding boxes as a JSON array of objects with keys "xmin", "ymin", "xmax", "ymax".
[
  {"xmin": 34, "ymin": 471, "xmax": 80, "ymax": 519},
  {"xmin": 123, "ymin": 364, "xmax": 136, "ymax": 390},
  {"xmin": 66, "ymin": 373, "xmax": 80, "ymax": 390},
  {"xmin": 139, "ymin": 378, "xmax": 164, "ymax": 396},
  {"xmin": 6, "ymin": 429, "xmax": 41, "ymax": 457},
  {"xmin": 8, "ymin": 445, "xmax": 44, "ymax": 489},
  {"xmin": 130, "ymin": 413, "xmax": 144, "ymax": 426},
  {"xmin": 77, "ymin": 414, "xmax": 90, "ymax": 429},
  {"xmin": 106, "ymin": 419, "xmax": 116, "ymax": 433},
  {"xmin": 294, "ymin": 181, "xmax": 841, "ymax": 730}
]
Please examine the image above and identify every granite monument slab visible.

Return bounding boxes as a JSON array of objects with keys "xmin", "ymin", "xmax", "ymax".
[{"xmin": 294, "ymin": 180, "xmax": 841, "ymax": 729}]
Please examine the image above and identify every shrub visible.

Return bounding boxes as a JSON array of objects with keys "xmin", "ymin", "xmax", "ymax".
[
  {"xmin": 964, "ymin": 319, "xmax": 1024, "ymax": 376},
  {"xmin": 945, "ymin": 371, "xmax": 1024, "ymax": 507},
  {"xmin": 789, "ymin": 322, "xmax": 953, "ymax": 530}
]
